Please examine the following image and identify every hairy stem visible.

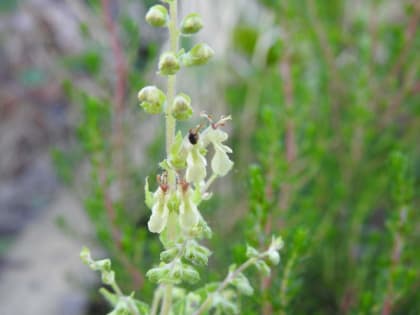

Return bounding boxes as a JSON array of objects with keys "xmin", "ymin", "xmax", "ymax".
[
  {"xmin": 160, "ymin": 1, "xmax": 179, "ymax": 314},
  {"xmin": 101, "ymin": 0, "xmax": 127, "ymax": 194},
  {"xmin": 165, "ymin": 0, "xmax": 178, "ymax": 188},
  {"xmin": 151, "ymin": 286, "xmax": 163, "ymax": 315},
  {"xmin": 160, "ymin": 284, "xmax": 174, "ymax": 315}
]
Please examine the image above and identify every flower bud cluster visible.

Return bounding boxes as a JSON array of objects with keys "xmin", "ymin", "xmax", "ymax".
[
  {"xmin": 80, "ymin": 247, "xmax": 149, "ymax": 315},
  {"xmin": 145, "ymin": 116, "xmax": 234, "ymax": 238},
  {"xmin": 80, "ymin": 246, "xmax": 115, "ymax": 285},
  {"xmin": 246, "ymin": 235, "xmax": 284, "ymax": 274},
  {"xmin": 146, "ymin": 259, "xmax": 200, "ymax": 284}
]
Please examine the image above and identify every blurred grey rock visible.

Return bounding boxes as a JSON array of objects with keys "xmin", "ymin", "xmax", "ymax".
[
  {"xmin": 0, "ymin": 190, "xmax": 94, "ymax": 315},
  {"xmin": 0, "ymin": 157, "xmax": 57, "ymax": 236}
]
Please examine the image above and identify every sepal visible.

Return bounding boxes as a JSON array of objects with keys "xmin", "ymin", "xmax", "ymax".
[
  {"xmin": 146, "ymin": 4, "xmax": 169, "ymax": 27},
  {"xmin": 181, "ymin": 13, "xmax": 203, "ymax": 35},
  {"xmin": 182, "ymin": 43, "xmax": 214, "ymax": 67}
]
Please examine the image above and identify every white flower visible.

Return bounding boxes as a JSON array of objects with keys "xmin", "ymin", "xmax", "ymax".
[
  {"xmin": 185, "ymin": 144, "xmax": 207, "ymax": 184},
  {"xmin": 148, "ymin": 187, "xmax": 170, "ymax": 233},
  {"xmin": 179, "ymin": 186, "xmax": 200, "ymax": 230},
  {"xmin": 202, "ymin": 128, "xmax": 233, "ymax": 177}
]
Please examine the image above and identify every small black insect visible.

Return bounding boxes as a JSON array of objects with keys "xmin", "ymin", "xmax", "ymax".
[{"xmin": 188, "ymin": 129, "xmax": 199, "ymax": 145}]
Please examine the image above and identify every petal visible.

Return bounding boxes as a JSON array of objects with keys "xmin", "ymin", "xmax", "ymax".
[
  {"xmin": 186, "ymin": 147, "xmax": 207, "ymax": 184},
  {"xmin": 179, "ymin": 200, "xmax": 199, "ymax": 230},
  {"xmin": 148, "ymin": 202, "xmax": 169, "ymax": 233},
  {"xmin": 211, "ymin": 146, "xmax": 234, "ymax": 176}
]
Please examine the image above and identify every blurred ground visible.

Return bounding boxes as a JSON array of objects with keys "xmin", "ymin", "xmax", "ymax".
[
  {"xmin": 0, "ymin": 190, "xmax": 93, "ymax": 315},
  {"xmin": 0, "ymin": 1, "xmax": 92, "ymax": 314}
]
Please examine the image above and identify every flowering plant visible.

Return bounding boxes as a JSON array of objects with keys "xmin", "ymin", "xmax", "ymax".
[{"xmin": 81, "ymin": 1, "xmax": 282, "ymax": 314}]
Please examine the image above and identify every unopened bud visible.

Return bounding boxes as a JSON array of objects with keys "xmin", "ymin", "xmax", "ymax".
[
  {"xmin": 146, "ymin": 5, "xmax": 168, "ymax": 28},
  {"xmin": 267, "ymin": 250, "xmax": 280, "ymax": 266},
  {"xmin": 182, "ymin": 264, "xmax": 200, "ymax": 284},
  {"xmin": 231, "ymin": 272, "xmax": 254, "ymax": 296},
  {"xmin": 138, "ymin": 86, "xmax": 166, "ymax": 114},
  {"xmin": 160, "ymin": 247, "xmax": 180, "ymax": 263},
  {"xmin": 101, "ymin": 270, "xmax": 115, "ymax": 285},
  {"xmin": 80, "ymin": 247, "xmax": 92, "ymax": 265},
  {"xmin": 94, "ymin": 259, "xmax": 112, "ymax": 272},
  {"xmin": 172, "ymin": 93, "xmax": 193, "ymax": 120},
  {"xmin": 146, "ymin": 265, "xmax": 169, "ymax": 283},
  {"xmin": 180, "ymin": 13, "xmax": 203, "ymax": 35},
  {"xmin": 184, "ymin": 241, "xmax": 211, "ymax": 266},
  {"xmin": 254, "ymin": 260, "xmax": 271, "ymax": 276},
  {"xmin": 159, "ymin": 52, "xmax": 180, "ymax": 75},
  {"xmin": 183, "ymin": 43, "xmax": 214, "ymax": 67}
]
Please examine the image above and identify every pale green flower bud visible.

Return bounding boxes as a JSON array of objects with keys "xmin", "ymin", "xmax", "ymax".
[
  {"xmin": 190, "ymin": 218, "xmax": 213, "ymax": 239},
  {"xmin": 270, "ymin": 235, "xmax": 284, "ymax": 251},
  {"xmin": 146, "ymin": 5, "xmax": 169, "ymax": 27},
  {"xmin": 246, "ymin": 245, "xmax": 259, "ymax": 259},
  {"xmin": 94, "ymin": 259, "xmax": 112, "ymax": 272},
  {"xmin": 266, "ymin": 235, "xmax": 283, "ymax": 265},
  {"xmin": 160, "ymin": 247, "xmax": 180, "ymax": 263},
  {"xmin": 146, "ymin": 265, "xmax": 169, "ymax": 283},
  {"xmin": 138, "ymin": 86, "xmax": 166, "ymax": 114},
  {"xmin": 80, "ymin": 246, "xmax": 93, "ymax": 265},
  {"xmin": 266, "ymin": 250, "xmax": 280, "ymax": 266},
  {"xmin": 183, "ymin": 43, "xmax": 214, "ymax": 67},
  {"xmin": 172, "ymin": 93, "xmax": 193, "ymax": 120},
  {"xmin": 159, "ymin": 52, "xmax": 180, "ymax": 75},
  {"xmin": 101, "ymin": 269, "xmax": 115, "ymax": 285},
  {"xmin": 170, "ymin": 260, "xmax": 184, "ymax": 281},
  {"xmin": 181, "ymin": 264, "xmax": 200, "ymax": 284},
  {"xmin": 180, "ymin": 13, "xmax": 203, "ymax": 35},
  {"xmin": 231, "ymin": 271, "xmax": 254, "ymax": 296},
  {"xmin": 184, "ymin": 241, "xmax": 211, "ymax": 266}
]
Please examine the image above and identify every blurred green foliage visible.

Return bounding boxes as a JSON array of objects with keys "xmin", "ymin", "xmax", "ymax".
[{"xmin": 224, "ymin": 0, "xmax": 420, "ymax": 314}]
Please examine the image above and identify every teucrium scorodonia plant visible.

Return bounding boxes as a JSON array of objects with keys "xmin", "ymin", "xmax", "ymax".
[{"xmin": 81, "ymin": 1, "xmax": 283, "ymax": 314}]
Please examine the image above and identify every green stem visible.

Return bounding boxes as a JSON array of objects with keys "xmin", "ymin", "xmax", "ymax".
[
  {"xmin": 160, "ymin": 284, "xmax": 174, "ymax": 315},
  {"xmin": 193, "ymin": 257, "xmax": 259, "ymax": 315},
  {"xmin": 111, "ymin": 281, "xmax": 123, "ymax": 297},
  {"xmin": 161, "ymin": 1, "xmax": 179, "ymax": 314},
  {"xmin": 165, "ymin": 0, "xmax": 178, "ymax": 188},
  {"xmin": 151, "ymin": 286, "xmax": 163, "ymax": 315}
]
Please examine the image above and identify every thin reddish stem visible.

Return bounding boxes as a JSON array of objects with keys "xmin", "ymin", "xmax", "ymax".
[{"xmin": 101, "ymin": 0, "xmax": 127, "ymax": 191}]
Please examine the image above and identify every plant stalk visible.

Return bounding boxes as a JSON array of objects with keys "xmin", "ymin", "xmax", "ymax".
[
  {"xmin": 193, "ymin": 257, "xmax": 258, "ymax": 315},
  {"xmin": 160, "ymin": 1, "xmax": 179, "ymax": 314}
]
